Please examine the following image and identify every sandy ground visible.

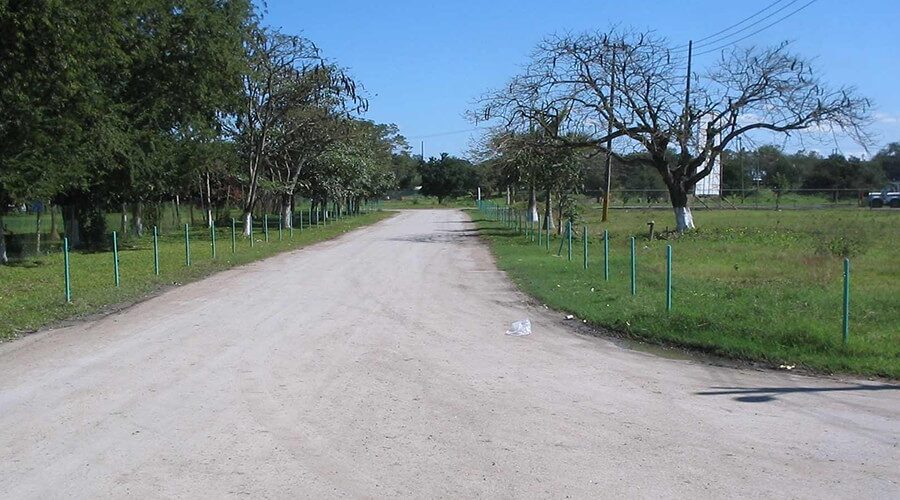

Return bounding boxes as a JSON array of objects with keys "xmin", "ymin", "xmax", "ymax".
[{"xmin": 0, "ymin": 209, "xmax": 897, "ymax": 499}]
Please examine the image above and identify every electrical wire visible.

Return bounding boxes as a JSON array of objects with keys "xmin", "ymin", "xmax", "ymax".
[
  {"xmin": 405, "ymin": 127, "xmax": 484, "ymax": 140},
  {"xmin": 671, "ymin": 0, "xmax": 788, "ymax": 50},
  {"xmin": 693, "ymin": 0, "xmax": 818, "ymax": 56}
]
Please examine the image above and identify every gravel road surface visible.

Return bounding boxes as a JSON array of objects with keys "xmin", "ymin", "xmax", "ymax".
[{"xmin": 1, "ymin": 209, "xmax": 897, "ymax": 498}]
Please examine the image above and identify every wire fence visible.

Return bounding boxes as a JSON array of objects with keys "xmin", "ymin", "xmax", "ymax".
[
  {"xmin": 476, "ymin": 199, "xmax": 854, "ymax": 344},
  {"xmin": 578, "ymin": 188, "xmax": 891, "ymax": 210},
  {"xmin": 2, "ymin": 200, "xmax": 382, "ymax": 260}
]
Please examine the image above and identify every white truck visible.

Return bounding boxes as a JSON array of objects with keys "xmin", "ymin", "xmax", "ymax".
[{"xmin": 867, "ymin": 182, "xmax": 900, "ymax": 208}]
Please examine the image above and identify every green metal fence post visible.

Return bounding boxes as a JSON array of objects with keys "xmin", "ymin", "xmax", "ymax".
[
  {"xmin": 567, "ymin": 221, "xmax": 572, "ymax": 262},
  {"xmin": 153, "ymin": 226, "xmax": 160, "ymax": 275},
  {"xmin": 538, "ymin": 212, "xmax": 543, "ymax": 247},
  {"xmin": 546, "ymin": 219, "xmax": 551, "ymax": 251},
  {"xmin": 264, "ymin": 214, "xmax": 269, "ymax": 242},
  {"xmin": 184, "ymin": 224, "xmax": 191, "ymax": 266},
  {"xmin": 211, "ymin": 222, "xmax": 217, "ymax": 259},
  {"xmin": 843, "ymin": 258, "xmax": 850, "ymax": 344},
  {"xmin": 231, "ymin": 218, "xmax": 236, "ymax": 254},
  {"xmin": 583, "ymin": 226, "xmax": 588, "ymax": 270},
  {"xmin": 63, "ymin": 237, "xmax": 72, "ymax": 303},
  {"xmin": 603, "ymin": 229, "xmax": 610, "ymax": 281},
  {"xmin": 630, "ymin": 236, "xmax": 636, "ymax": 296},
  {"xmin": 112, "ymin": 231, "xmax": 120, "ymax": 287},
  {"xmin": 665, "ymin": 244, "xmax": 673, "ymax": 311}
]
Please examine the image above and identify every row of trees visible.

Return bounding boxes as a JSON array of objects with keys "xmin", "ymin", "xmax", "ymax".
[
  {"xmin": 570, "ymin": 143, "xmax": 895, "ymax": 197},
  {"xmin": 0, "ymin": 1, "xmax": 399, "ymax": 263},
  {"xmin": 471, "ymin": 29, "xmax": 873, "ymax": 231}
]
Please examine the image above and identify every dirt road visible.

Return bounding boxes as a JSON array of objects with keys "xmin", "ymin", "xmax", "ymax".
[{"xmin": 1, "ymin": 209, "xmax": 897, "ymax": 498}]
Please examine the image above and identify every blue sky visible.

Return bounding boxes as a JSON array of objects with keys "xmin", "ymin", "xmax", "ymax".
[{"xmin": 260, "ymin": 0, "xmax": 900, "ymax": 159}]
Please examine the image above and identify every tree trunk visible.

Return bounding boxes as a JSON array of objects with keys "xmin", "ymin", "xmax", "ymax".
[
  {"xmin": 48, "ymin": 204, "xmax": 60, "ymax": 241},
  {"xmin": 63, "ymin": 204, "xmax": 81, "ymax": 248},
  {"xmin": 205, "ymin": 171, "xmax": 214, "ymax": 228},
  {"xmin": 506, "ymin": 186, "xmax": 511, "ymax": 205},
  {"xmin": 556, "ymin": 195, "xmax": 564, "ymax": 235},
  {"xmin": 0, "ymin": 213, "xmax": 8, "ymax": 264},
  {"xmin": 281, "ymin": 193, "xmax": 293, "ymax": 229},
  {"xmin": 668, "ymin": 184, "xmax": 695, "ymax": 232},
  {"xmin": 242, "ymin": 210, "xmax": 253, "ymax": 236},
  {"xmin": 528, "ymin": 184, "xmax": 539, "ymax": 222},
  {"xmin": 35, "ymin": 206, "xmax": 43, "ymax": 254},
  {"xmin": 132, "ymin": 202, "xmax": 144, "ymax": 236},
  {"xmin": 120, "ymin": 202, "xmax": 128, "ymax": 237},
  {"xmin": 173, "ymin": 197, "xmax": 180, "ymax": 227},
  {"xmin": 543, "ymin": 188, "xmax": 554, "ymax": 231}
]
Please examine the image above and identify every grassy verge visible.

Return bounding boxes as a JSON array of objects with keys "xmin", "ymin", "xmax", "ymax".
[
  {"xmin": 474, "ymin": 207, "xmax": 899, "ymax": 378},
  {"xmin": 0, "ymin": 211, "xmax": 392, "ymax": 340}
]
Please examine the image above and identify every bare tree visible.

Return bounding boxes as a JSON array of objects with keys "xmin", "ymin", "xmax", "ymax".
[
  {"xmin": 229, "ymin": 28, "xmax": 320, "ymax": 235},
  {"xmin": 475, "ymin": 30, "xmax": 871, "ymax": 231}
]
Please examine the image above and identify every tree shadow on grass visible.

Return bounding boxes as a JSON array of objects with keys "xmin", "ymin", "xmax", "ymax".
[{"xmin": 695, "ymin": 384, "xmax": 900, "ymax": 403}]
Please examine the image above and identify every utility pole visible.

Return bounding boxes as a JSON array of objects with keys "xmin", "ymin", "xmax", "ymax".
[
  {"xmin": 601, "ymin": 44, "xmax": 616, "ymax": 222},
  {"xmin": 420, "ymin": 141, "xmax": 424, "ymax": 161},
  {"xmin": 738, "ymin": 136, "xmax": 745, "ymax": 195},
  {"xmin": 681, "ymin": 40, "xmax": 693, "ymax": 166}
]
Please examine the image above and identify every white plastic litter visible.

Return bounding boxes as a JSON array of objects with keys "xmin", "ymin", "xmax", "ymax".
[{"xmin": 506, "ymin": 319, "xmax": 532, "ymax": 336}]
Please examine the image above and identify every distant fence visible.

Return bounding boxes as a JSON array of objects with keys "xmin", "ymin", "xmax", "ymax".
[{"xmin": 579, "ymin": 188, "xmax": 885, "ymax": 210}]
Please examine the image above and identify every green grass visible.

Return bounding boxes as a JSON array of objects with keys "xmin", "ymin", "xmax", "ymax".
[
  {"xmin": 0, "ymin": 211, "xmax": 392, "ymax": 340},
  {"xmin": 475, "ymin": 205, "xmax": 900, "ymax": 378}
]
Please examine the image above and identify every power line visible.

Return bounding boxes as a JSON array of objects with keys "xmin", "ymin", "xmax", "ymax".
[
  {"xmin": 669, "ymin": 0, "xmax": 817, "ymax": 68},
  {"xmin": 405, "ymin": 127, "xmax": 484, "ymax": 140},
  {"xmin": 692, "ymin": 0, "xmax": 803, "ymax": 50},
  {"xmin": 671, "ymin": 0, "xmax": 788, "ymax": 50},
  {"xmin": 694, "ymin": 0, "xmax": 818, "ymax": 56}
]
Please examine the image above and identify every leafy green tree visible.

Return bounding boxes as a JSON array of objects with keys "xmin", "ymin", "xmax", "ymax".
[
  {"xmin": 419, "ymin": 154, "xmax": 477, "ymax": 204},
  {"xmin": 801, "ymin": 154, "xmax": 885, "ymax": 198},
  {"xmin": 873, "ymin": 142, "xmax": 900, "ymax": 182}
]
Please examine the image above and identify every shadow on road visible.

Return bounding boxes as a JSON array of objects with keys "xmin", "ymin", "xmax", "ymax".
[{"xmin": 695, "ymin": 384, "xmax": 900, "ymax": 403}]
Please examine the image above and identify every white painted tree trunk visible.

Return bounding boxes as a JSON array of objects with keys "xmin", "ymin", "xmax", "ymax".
[
  {"xmin": 281, "ymin": 202, "xmax": 292, "ymax": 229},
  {"xmin": 674, "ymin": 207, "xmax": 695, "ymax": 232},
  {"xmin": 205, "ymin": 171, "xmax": 214, "ymax": 228},
  {"xmin": 120, "ymin": 203, "xmax": 128, "ymax": 236},
  {"xmin": 132, "ymin": 203, "xmax": 144, "ymax": 236},
  {"xmin": 506, "ymin": 186, "xmax": 511, "ymax": 205},
  {"xmin": 242, "ymin": 211, "xmax": 253, "ymax": 236}
]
